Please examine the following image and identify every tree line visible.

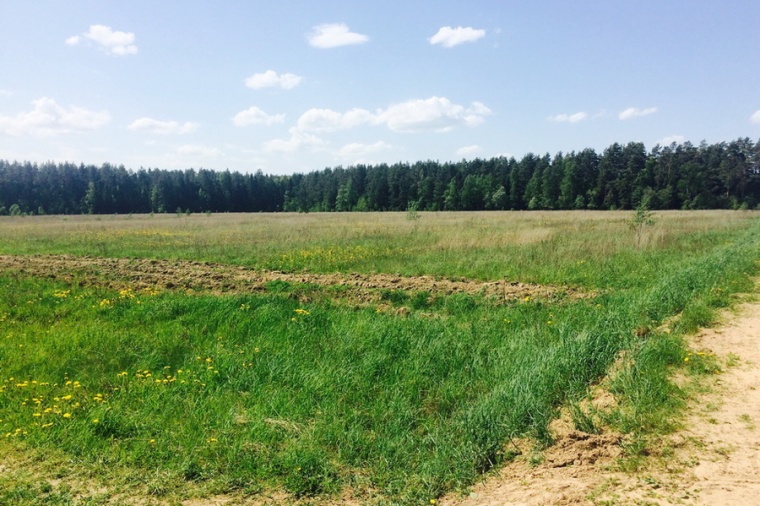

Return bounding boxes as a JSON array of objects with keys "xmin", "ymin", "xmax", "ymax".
[{"xmin": 1, "ymin": 138, "xmax": 759, "ymax": 216}]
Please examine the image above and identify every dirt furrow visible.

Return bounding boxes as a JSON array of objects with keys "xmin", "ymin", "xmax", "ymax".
[{"xmin": 0, "ymin": 254, "xmax": 589, "ymax": 304}]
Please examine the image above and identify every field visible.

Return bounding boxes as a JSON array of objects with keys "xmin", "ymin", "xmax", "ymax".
[{"xmin": 0, "ymin": 211, "xmax": 758, "ymax": 505}]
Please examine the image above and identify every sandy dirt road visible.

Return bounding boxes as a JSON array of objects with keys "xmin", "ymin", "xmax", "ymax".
[{"xmin": 443, "ymin": 293, "xmax": 760, "ymax": 506}]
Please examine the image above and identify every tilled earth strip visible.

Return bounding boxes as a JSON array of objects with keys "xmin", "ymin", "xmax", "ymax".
[{"xmin": 0, "ymin": 254, "xmax": 592, "ymax": 304}]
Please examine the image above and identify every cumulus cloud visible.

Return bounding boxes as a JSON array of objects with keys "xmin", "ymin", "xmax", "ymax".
[
  {"xmin": 751, "ymin": 110, "xmax": 760, "ymax": 124},
  {"xmin": 232, "ymin": 107, "xmax": 285, "ymax": 127},
  {"xmin": 264, "ymin": 127, "xmax": 325, "ymax": 153},
  {"xmin": 456, "ymin": 145, "xmax": 482, "ymax": 156},
  {"xmin": 548, "ymin": 112, "xmax": 588, "ymax": 123},
  {"xmin": 429, "ymin": 26, "xmax": 486, "ymax": 47},
  {"xmin": 245, "ymin": 70, "xmax": 302, "ymax": 90},
  {"xmin": 376, "ymin": 97, "xmax": 492, "ymax": 133},
  {"xmin": 658, "ymin": 135, "xmax": 686, "ymax": 146},
  {"xmin": 128, "ymin": 117, "xmax": 198, "ymax": 135},
  {"xmin": 0, "ymin": 97, "xmax": 110, "ymax": 136},
  {"xmin": 619, "ymin": 107, "xmax": 657, "ymax": 120},
  {"xmin": 66, "ymin": 25, "xmax": 138, "ymax": 56},
  {"xmin": 308, "ymin": 23, "xmax": 368, "ymax": 48},
  {"xmin": 263, "ymin": 96, "xmax": 490, "ymax": 155},
  {"xmin": 338, "ymin": 141, "xmax": 392, "ymax": 158},
  {"xmin": 296, "ymin": 108, "xmax": 375, "ymax": 132},
  {"xmin": 293, "ymin": 98, "xmax": 491, "ymax": 135}
]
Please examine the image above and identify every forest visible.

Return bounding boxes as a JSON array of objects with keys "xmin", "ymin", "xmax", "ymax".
[{"xmin": 1, "ymin": 138, "xmax": 759, "ymax": 215}]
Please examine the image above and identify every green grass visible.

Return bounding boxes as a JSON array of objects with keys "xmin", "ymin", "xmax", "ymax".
[{"xmin": 0, "ymin": 211, "xmax": 758, "ymax": 504}]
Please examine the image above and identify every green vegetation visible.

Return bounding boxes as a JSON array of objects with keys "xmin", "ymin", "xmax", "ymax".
[
  {"xmin": 0, "ymin": 211, "xmax": 758, "ymax": 504},
  {"xmin": 1, "ymin": 138, "xmax": 759, "ymax": 215}
]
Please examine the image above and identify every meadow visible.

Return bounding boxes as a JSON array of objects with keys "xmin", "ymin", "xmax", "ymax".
[{"xmin": 0, "ymin": 210, "xmax": 758, "ymax": 505}]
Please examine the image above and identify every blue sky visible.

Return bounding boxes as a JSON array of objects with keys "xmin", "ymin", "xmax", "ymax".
[{"xmin": 1, "ymin": 1, "xmax": 759, "ymax": 175}]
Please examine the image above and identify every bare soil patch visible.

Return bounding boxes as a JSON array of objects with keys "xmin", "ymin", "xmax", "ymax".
[{"xmin": 0, "ymin": 254, "xmax": 589, "ymax": 305}]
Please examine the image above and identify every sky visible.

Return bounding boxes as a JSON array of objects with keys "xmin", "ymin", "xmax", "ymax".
[{"xmin": 1, "ymin": 0, "xmax": 759, "ymax": 175}]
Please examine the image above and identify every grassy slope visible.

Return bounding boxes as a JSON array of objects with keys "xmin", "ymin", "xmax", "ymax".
[{"xmin": 0, "ymin": 211, "xmax": 758, "ymax": 504}]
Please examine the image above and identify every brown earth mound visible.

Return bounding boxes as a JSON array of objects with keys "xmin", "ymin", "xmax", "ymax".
[{"xmin": 0, "ymin": 254, "xmax": 590, "ymax": 304}]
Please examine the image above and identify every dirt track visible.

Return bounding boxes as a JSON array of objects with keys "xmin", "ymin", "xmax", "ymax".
[
  {"xmin": 442, "ymin": 292, "xmax": 760, "ymax": 506},
  {"xmin": 0, "ymin": 254, "xmax": 588, "ymax": 304}
]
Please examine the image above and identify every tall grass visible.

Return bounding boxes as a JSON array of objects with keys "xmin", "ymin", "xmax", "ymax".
[
  {"xmin": 0, "ymin": 211, "xmax": 755, "ymax": 287},
  {"xmin": 0, "ymin": 211, "xmax": 758, "ymax": 503}
]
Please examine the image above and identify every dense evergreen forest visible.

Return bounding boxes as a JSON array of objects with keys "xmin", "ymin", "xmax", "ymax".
[{"xmin": 1, "ymin": 138, "xmax": 759, "ymax": 215}]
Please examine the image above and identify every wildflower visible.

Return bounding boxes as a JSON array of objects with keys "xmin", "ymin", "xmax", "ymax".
[
  {"xmin": 207, "ymin": 437, "xmax": 218, "ymax": 443},
  {"xmin": 294, "ymin": 308, "xmax": 310, "ymax": 315},
  {"xmin": 62, "ymin": 413, "xmax": 72, "ymax": 419},
  {"xmin": 92, "ymin": 419, "xmax": 99, "ymax": 424}
]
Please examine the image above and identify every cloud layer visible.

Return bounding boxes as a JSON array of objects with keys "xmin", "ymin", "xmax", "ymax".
[
  {"xmin": 308, "ymin": 23, "xmax": 369, "ymax": 48},
  {"xmin": 619, "ymin": 107, "xmax": 657, "ymax": 120},
  {"xmin": 0, "ymin": 97, "xmax": 110, "ymax": 136},
  {"xmin": 66, "ymin": 25, "xmax": 138, "ymax": 56},
  {"xmin": 751, "ymin": 110, "xmax": 760, "ymax": 124},
  {"xmin": 429, "ymin": 26, "xmax": 486, "ymax": 47},
  {"xmin": 232, "ymin": 107, "xmax": 285, "ymax": 126},
  {"xmin": 128, "ymin": 117, "xmax": 198, "ymax": 135},
  {"xmin": 291, "ymin": 97, "xmax": 491, "ymax": 135},
  {"xmin": 245, "ymin": 70, "xmax": 303, "ymax": 90},
  {"xmin": 548, "ymin": 112, "xmax": 588, "ymax": 123}
]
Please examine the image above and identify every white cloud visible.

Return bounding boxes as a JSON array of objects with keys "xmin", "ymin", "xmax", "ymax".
[
  {"xmin": 375, "ymin": 97, "xmax": 492, "ymax": 133},
  {"xmin": 233, "ymin": 107, "xmax": 285, "ymax": 127},
  {"xmin": 0, "ymin": 97, "xmax": 110, "ymax": 136},
  {"xmin": 296, "ymin": 108, "xmax": 374, "ymax": 132},
  {"xmin": 308, "ymin": 23, "xmax": 368, "ymax": 48},
  {"xmin": 548, "ymin": 112, "xmax": 588, "ymax": 123},
  {"xmin": 66, "ymin": 25, "xmax": 138, "ymax": 56},
  {"xmin": 286, "ymin": 97, "xmax": 490, "ymax": 139},
  {"xmin": 456, "ymin": 145, "xmax": 482, "ymax": 156},
  {"xmin": 658, "ymin": 135, "xmax": 686, "ymax": 146},
  {"xmin": 264, "ymin": 127, "xmax": 325, "ymax": 153},
  {"xmin": 429, "ymin": 26, "xmax": 486, "ymax": 47},
  {"xmin": 128, "ymin": 117, "xmax": 198, "ymax": 135},
  {"xmin": 176, "ymin": 144, "xmax": 221, "ymax": 157},
  {"xmin": 750, "ymin": 110, "xmax": 760, "ymax": 124},
  {"xmin": 338, "ymin": 141, "xmax": 392, "ymax": 158},
  {"xmin": 619, "ymin": 107, "xmax": 657, "ymax": 120},
  {"xmin": 245, "ymin": 70, "xmax": 303, "ymax": 90}
]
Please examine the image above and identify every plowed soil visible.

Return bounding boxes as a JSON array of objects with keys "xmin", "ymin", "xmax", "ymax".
[{"xmin": 0, "ymin": 254, "xmax": 589, "ymax": 305}]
